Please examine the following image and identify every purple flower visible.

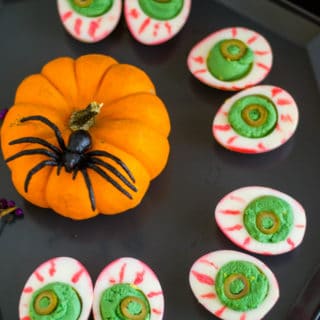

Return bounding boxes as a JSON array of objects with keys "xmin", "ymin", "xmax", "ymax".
[
  {"xmin": 7, "ymin": 200, "xmax": 16, "ymax": 207},
  {"xmin": 0, "ymin": 108, "xmax": 8, "ymax": 120},
  {"xmin": 14, "ymin": 208, "xmax": 24, "ymax": 217},
  {"xmin": 0, "ymin": 198, "xmax": 8, "ymax": 208}
]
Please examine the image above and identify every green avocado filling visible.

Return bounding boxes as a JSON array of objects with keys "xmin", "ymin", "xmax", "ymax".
[
  {"xmin": 99, "ymin": 283, "xmax": 151, "ymax": 320},
  {"xmin": 138, "ymin": 0, "xmax": 184, "ymax": 20},
  {"xmin": 228, "ymin": 95, "xmax": 278, "ymax": 138},
  {"xmin": 29, "ymin": 282, "xmax": 81, "ymax": 320},
  {"xmin": 207, "ymin": 39, "xmax": 254, "ymax": 81},
  {"xmin": 244, "ymin": 195, "xmax": 294, "ymax": 243},
  {"xmin": 68, "ymin": 0, "xmax": 113, "ymax": 18},
  {"xmin": 215, "ymin": 261, "xmax": 269, "ymax": 311}
]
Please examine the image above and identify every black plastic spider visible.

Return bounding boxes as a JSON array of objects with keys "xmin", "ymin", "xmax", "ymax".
[{"xmin": 5, "ymin": 115, "xmax": 137, "ymax": 211}]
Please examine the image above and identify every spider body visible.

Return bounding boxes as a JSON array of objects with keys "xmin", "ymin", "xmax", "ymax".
[
  {"xmin": 63, "ymin": 130, "xmax": 92, "ymax": 173},
  {"xmin": 5, "ymin": 115, "xmax": 137, "ymax": 212}
]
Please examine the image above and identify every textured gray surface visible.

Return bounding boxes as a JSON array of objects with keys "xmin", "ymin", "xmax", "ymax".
[{"xmin": 0, "ymin": 0, "xmax": 320, "ymax": 319}]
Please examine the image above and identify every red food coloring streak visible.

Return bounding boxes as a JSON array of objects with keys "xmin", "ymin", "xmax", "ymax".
[
  {"xmin": 200, "ymin": 292, "xmax": 216, "ymax": 299},
  {"xmin": 49, "ymin": 259, "xmax": 56, "ymax": 277},
  {"xmin": 247, "ymin": 34, "xmax": 258, "ymax": 44},
  {"xmin": 227, "ymin": 136, "xmax": 238, "ymax": 145},
  {"xmin": 152, "ymin": 308, "xmax": 162, "ymax": 315},
  {"xmin": 287, "ymin": 238, "xmax": 295, "ymax": 249},
  {"xmin": 199, "ymin": 259, "xmax": 219, "ymax": 270},
  {"xmin": 193, "ymin": 56, "xmax": 204, "ymax": 64},
  {"xmin": 194, "ymin": 69, "xmax": 207, "ymax": 75},
  {"xmin": 191, "ymin": 270, "xmax": 215, "ymax": 285},
  {"xmin": 295, "ymin": 224, "xmax": 305, "ymax": 228},
  {"xmin": 130, "ymin": 8, "xmax": 139, "ymax": 19},
  {"xmin": 240, "ymin": 313, "xmax": 247, "ymax": 320},
  {"xmin": 23, "ymin": 287, "xmax": 33, "ymax": 293},
  {"xmin": 230, "ymin": 195, "xmax": 246, "ymax": 203},
  {"xmin": 224, "ymin": 224, "xmax": 243, "ymax": 231},
  {"xmin": 257, "ymin": 143, "xmax": 267, "ymax": 151},
  {"xmin": 215, "ymin": 306, "xmax": 227, "ymax": 317},
  {"xmin": 109, "ymin": 278, "xmax": 116, "ymax": 284},
  {"xmin": 219, "ymin": 209, "xmax": 241, "ymax": 215},
  {"xmin": 35, "ymin": 272, "xmax": 44, "ymax": 282},
  {"xmin": 147, "ymin": 291, "xmax": 163, "ymax": 298},
  {"xmin": 276, "ymin": 123, "xmax": 282, "ymax": 131},
  {"xmin": 133, "ymin": 269, "xmax": 145, "ymax": 285},
  {"xmin": 277, "ymin": 98, "xmax": 292, "ymax": 106},
  {"xmin": 231, "ymin": 85, "xmax": 241, "ymax": 90},
  {"xmin": 22, "ymin": 317, "xmax": 31, "ymax": 320},
  {"xmin": 213, "ymin": 124, "xmax": 231, "ymax": 131},
  {"xmin": 155, "ymin": 23, "xmax": 160, "ymax": 29},
  {"xmin": 88, "ymin": 19, "xmax": 101, "ymax": 40},
  {"xmin": 254, "ymin": 50, "xmax": 270, "ymax": 56},
  {"xmin": 272, "ymin": 87, "xmax": 283, "ymax": 97},
  {"xmin": 281, "ymin": 114, "xmax": 293, "ymax": 123},
  {"xmin": 74, "ymin": 18, "xmax": 82, "ymax": 36},
  {"xmin": 165, "ymin": 22, "xmax": 172, "ymax": 35},
  {"xmin": 139, "ymin": 18, "xmax": 151, "ymax": 35},
  {"xmin": 262, "ymin": 251, "xmax": 272, "ymax": 255},
  {"xmin": 71, "ymin": 268, "xmax": 84, "ymax": 284},
  {"xmin": 256, "ymin": 62, "xmax": 270, "ymax": 72},
  {"xmin": 228, "ymin": 145, "xmax": 258, "ymax": 153},
  {"xmin": 119, "ymin": 263, "xmax": 127, "ymax": 283},
  {"xmin": 243, "ymin": 237, "xmax": 251, "ymax": 246},
  {"xmin": 231, "ymin": 27, "xmax": 237, "ymax": 37},
  {"xmin": 62, "ymin": 11, "xmax": 72, "ymax": 22}
]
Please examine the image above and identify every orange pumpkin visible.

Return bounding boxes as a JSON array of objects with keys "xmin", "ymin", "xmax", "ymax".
[{"xmin": 1, "ymin": 54, "xmax": 170, "ymax": 220}]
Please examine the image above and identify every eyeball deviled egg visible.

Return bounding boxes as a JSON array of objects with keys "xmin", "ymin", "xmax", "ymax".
[
  {"xmin": 189, "ymin": 250, "xmax": 279, "ymax": 320},
  {"xmin": 188, "ymin": 27, "xmax": 273, "ymax": 90},
  {"xmin": 124, "ymin": 0, "xmax": 191, "ymax": 45},
  {"xmin": 19, "ymin": 257, "xmax": 93, "ymax": 320},
  {"xmin": 57, "ymin": 0, "xmax": 122, "ymax": 42},
  {"xmin": 93, "ymin": 257, "xmax": 164, "ymax": 320},
  {"xmin": 212, "ymin": 85, "xmax": 299, "ymax": 153},
  {"xmin": 215, "ymin": 186, "xmax": 306, "ymax": 255}
]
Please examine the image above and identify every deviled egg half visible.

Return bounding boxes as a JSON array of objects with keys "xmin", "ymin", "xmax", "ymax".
[
  {"xmin": 19, "ymin": 257, "xmax": 93, "ymax": 320},
  {"xmin": 57, "ymin": 0, "xmax": 122, "ymax": 42},
  {"xmin": 215, "ymin": 186, "xmax": 306, "ymax": 255},
  {"xmin": 93, "ymin": 257, "xmax": 164, "ymax": 320},
  {"xmin": 189, "ymin": 250, "xmax": 279, "ymax": 320},
  {"xmin": 212, "ymin": 85, "xmax": 299, "ymax": 153},
  {"xmin": 188, "ymin": 27, "xmax": 272, "ymax": 90},
  {"xmin": 124, "ymin": 0, "xmax": 191, "ymax": 45}
]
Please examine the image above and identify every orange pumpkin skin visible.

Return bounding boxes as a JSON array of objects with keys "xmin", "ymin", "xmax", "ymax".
[{"xmin": 1, "ymin": 54, "xmax": 170, "ymax": 220}]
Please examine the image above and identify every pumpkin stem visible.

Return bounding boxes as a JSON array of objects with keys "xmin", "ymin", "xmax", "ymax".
[{"xmin": 69, "ymin": 102, "xmax": 103, "ymax": 131}]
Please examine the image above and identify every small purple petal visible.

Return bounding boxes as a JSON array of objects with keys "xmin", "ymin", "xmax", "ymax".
[
  {"xmin": 0, "ymin": 198, "xmax": 8, "ymax": 208},
  {"xmin": 0, "ymin": 108, "xmax": 8, "ymax": 120},
  {"xmin": 7, "ymin": 200, "xmax": 16, "ymax": 207},
  {"xmin": 14, "ymin": 208, "xmax": 24, "ymax": 217}
]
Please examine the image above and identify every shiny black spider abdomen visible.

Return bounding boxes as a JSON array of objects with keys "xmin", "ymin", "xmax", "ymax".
[{"xmin": 5, "ymin": 115, "xmax": 137, "ymax": 211}]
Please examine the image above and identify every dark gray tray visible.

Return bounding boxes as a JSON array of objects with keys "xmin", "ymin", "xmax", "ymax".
[{"xmin": 0, "ymin": 1, "xmax": 319, "ymax": 319}]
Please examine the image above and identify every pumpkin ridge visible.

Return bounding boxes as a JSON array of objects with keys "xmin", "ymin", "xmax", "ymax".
[
  {"xmin": 91, "ymin": 119, "xmax": 169, "ymax": 179},
  {"xmin": 97, "ymin": 116, "xmax": 169, "ymax": 139},
  {"xmin": 90, "ymin": 60, "xmax": 120, "ymax": 100},
  {"xmin": 40, "ymin": 68, "xmax": 75, "ymax": 110}
]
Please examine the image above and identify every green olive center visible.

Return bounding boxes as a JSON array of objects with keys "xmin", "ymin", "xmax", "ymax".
[
  {"xmin": 241, "ymin": 104, "xmax": 268, "ymax": 127},
  {"xmin": 221, "ymin": 39, "xmax": 247, "ymax": 61},
  {"xmin": 257, "ymin": 211, "xmax": 280, "ymax": 234},
  {"xmin": 73, "ymin": 0, "xmax": 93, "ymax": 7},
  {"xmin": 120, "ymin": 296, "xmax": 147, "ymax": 320},
  {"xmin": 224, "ymin": 274, "xmax": 250, "ymax": 299},
  {"xmin": 34, "ymin": 290, "xmax": 58, "ymax": 315}
]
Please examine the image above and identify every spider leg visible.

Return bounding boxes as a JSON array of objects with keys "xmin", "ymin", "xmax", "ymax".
[
  {"xmin": 5, "ymin": 148, "xmax": 59, "ymax": 163},
  {"xmin": 24, "ymin": 160, "xmax": 57, "ymax": 192},
  {"xmin": 80, "ymin": 168, "xmax": 96, "ymax": 211},
  {"xmin": 9, "ymin": 137, "xmax": 61, "ymax": 154},
  {"xmin": 86, "ymin": 150, "xmax": 135, "ymax": 183},
  {"xmin": 20, "ymin": 116, "xmax": 66, "ymax": 151},
  {"xmin": 89, "ymin": 157, "xmax": 137, "ymax": 192},
  {"xmin": 87, "ymin": 163, "xmax": 134, "ymax": 199},
  {"xmin": 72, "ymin": 168, "xmax": 79, "ymax": 180}
]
